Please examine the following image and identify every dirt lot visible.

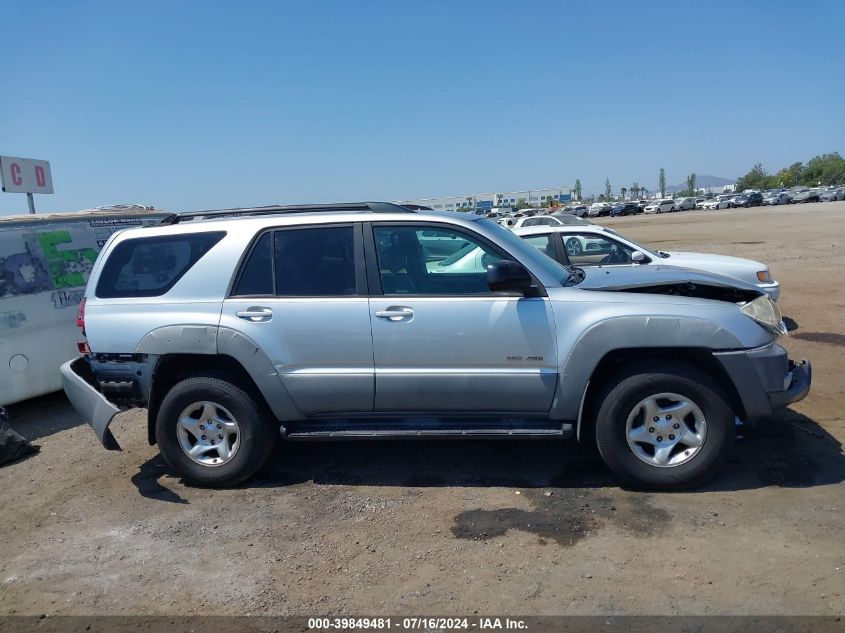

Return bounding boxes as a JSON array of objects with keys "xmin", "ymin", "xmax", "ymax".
[{"xmin": 1, "ymin": 202, "xmax": 843, "ymax": 616}]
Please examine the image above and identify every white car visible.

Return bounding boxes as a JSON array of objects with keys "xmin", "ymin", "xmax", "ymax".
[
  {"xmin": 513, "ymin": 224, "xmax": 781, "ymax": 301},
  {"xmin": 499, "ymin": 214, "xmax": 565, "ymax": 229},
  {"xmin": 763, "ymin": 192, "xmax": 792, "ymax": 205},
  {"xmin": 643, "ymin": 199, "xmax": 675, "ymax": 214},
  {"xmin": 674, "ymin": 197, "xmax": 696, "ymax": 211},
  {"xmin": 702, "ymin": 195, "xmax": 733, "ymax": 210}
]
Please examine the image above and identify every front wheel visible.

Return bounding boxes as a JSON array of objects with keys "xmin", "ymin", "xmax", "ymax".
[
  {"xmin": 594, "ymin": 362, "xmax": 734, "ymax": 490},
  {"xmin": 156, "ymin": 375, "xmax": 277, "ymax": 486}
]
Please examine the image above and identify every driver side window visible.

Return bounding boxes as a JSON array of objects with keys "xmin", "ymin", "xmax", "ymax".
[
  {"xmin": 373, "ymin": 225, "xmax": 504, "ymax": 295},
  {"xmin": 562, "ymin": 233, "xmax": 636, "ymax": 266}
]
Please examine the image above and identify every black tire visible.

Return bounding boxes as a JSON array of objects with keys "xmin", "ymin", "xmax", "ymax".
[
  {"xmin": 594, "ymin": 361, "xmax": 734, "ymax": 490},
  {"xmin": 155, "ymin": 375, "xmax": 277, "ymax": 487}
]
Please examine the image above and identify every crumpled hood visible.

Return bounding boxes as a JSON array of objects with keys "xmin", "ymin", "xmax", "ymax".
[{"xmin": 577, "ymin": 263, "xmax": 764, "ymax": 301}]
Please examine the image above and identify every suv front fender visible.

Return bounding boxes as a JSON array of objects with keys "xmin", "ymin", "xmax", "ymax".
[{"xmin": 549, "ymin": 314, "xmax": 769, "ymax": 422}]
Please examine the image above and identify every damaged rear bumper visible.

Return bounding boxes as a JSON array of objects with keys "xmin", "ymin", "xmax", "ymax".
[
  {"xmin": 714, "ymin": 343, "xmax": 811, "ymax": 422},
  {"xmin": 60, "ymin": 357, "xmax": 122, "ymax": 450}
]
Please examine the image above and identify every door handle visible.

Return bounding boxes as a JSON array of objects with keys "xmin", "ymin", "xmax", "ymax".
[
  {"xmin": 236, "ymin": 307, "xmax": 273, "ymax": 322},
  {"xmin": 374, "ymin": 306, "xmax": 414, "ymax": 321}
]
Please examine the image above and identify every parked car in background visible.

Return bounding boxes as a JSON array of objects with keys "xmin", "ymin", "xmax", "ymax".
[
  {"xmin": 549, "ymin": 212, "xmax": 592, "ymax": 225},
  {"xmin": 674, "ymin": 197, "xmax": 696, "ymax": 211},
  {"xmin": 588, "ymin": 202, "xmax": 612, "ymax": 217},
  {"xmin": 564, "ymin": 205, "xmax": 589, "ymax": 218},
  {"xmin": 763, "ymin": 192, "xmax": 792, "ymax": 205},
  {"xmin": 702, "ymin": 195, "xmax": 733, "ymax": 210},
  {"xmin": 513, "ymin": 224, "xmax": 781, "ymax": 301},
  {"xmin": 643, "ymin": 199, "xmax": 675, "ymax": 214},
  {"xmin": 731, "ymin": 192, "xmax": 763, "ymax": 208},
  {"xmin": 791, "ymin": 189, "xmax": 821, "ymax": 204},
  {"xmin": 501, "ymin": 214, "xmax": 566, "ymax": 229},
  {"xmin": 820, "ymin": 188, "xmax": 845, "ymax": 202},
  {"xmin": 694, "ymin": 198, "xmax": 708, "ymax": 209},
  {"xmin": 609, "ymin": 203, "xmax": 639, "ymax": 217}
]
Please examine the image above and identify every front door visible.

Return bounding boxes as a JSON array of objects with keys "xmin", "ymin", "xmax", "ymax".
[{"xmin": 367, "ymin": 223, "xmax": 558, "ymax": 413}]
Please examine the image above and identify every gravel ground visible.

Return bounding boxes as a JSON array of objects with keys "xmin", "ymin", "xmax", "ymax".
[{"xmin": 1, "ymin": 201, "xmax": 843, "ymax": 616}]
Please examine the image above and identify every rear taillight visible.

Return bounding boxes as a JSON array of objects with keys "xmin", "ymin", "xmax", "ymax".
[{"xmin": 76, "ymin": 297, "xmax": 86, "ymax": 334}]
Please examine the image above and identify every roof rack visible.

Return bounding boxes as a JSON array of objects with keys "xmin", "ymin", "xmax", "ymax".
[{"xmin": 161, "ymin": 201, "xmax": 415, "ymax": 224}]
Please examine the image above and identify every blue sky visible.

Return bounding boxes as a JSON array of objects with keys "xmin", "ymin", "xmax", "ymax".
[{"xmin": 1, "ymin": 0, "xmax": 843, "ymax": 214}]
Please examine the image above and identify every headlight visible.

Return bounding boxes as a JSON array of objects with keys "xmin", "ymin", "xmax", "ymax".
[
  {"xmin": 756, "ymin": 269, "xmax": 772, "ymax": 282},
  {"xmin": 741, "ymin": 295, "xmax": 786, "ymax": 335}
]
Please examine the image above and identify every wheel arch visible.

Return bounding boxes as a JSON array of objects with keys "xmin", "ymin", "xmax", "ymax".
[
  {"xmin": 575, "ymin": 347, "xmax": 746, "ymax": 442},
  {"xmin": 145, "ymin": 353, "xmax": 280, "ymax": 446}
]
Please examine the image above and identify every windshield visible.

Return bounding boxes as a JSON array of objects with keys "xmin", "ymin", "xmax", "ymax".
[{"xmin": 477, "ymin": 219, "xmax": 574, "ymax": 284}]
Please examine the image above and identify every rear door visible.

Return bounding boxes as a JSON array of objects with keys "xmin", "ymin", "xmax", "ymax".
[
  {"xmin": 366, "ymin": 222, "xmax": 558, "ymax": 413},
  {"xmin": 220, "ymin": 223, "xmax": 374, "ymax": 415}
]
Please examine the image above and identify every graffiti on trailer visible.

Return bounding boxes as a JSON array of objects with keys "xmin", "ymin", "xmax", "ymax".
[
  {"xmin": 0, "ymin": 231, "xmax": 95, "ymax": 301},
  {"xmin": 0, "ymin": 219, "xmax": 144, "ymax": 305},
  {"xmin": 0, "ymin": 310, "xmax": 27, "ymax": 330},
  {"xmin": 0, "ymin": 247, "xmax": 51, "ymax": 297}
]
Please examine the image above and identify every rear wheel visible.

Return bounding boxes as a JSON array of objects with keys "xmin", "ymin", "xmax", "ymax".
[
  {"xmin": 565, "ymin": 237, "xmax": 583, "ymax": 256},
  {"xmin": 594, "ymin": 362, "xmax": 734, "ymax": 490},
  {"xmin": 156, "ymin": 375, "xmax": 277, "ymax": 486}
]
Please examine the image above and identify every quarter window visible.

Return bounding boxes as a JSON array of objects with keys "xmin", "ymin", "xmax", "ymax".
[{"xmin": 96, "ymin": 231, "xmax": 225, "ymax": 298}]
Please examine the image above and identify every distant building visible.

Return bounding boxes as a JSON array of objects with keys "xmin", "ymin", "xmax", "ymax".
[
  {"xmin": 696, "ymin": 184, "xmax": 736, "ymax": 195},
  {"xmin": 399, "ymin": 187, "xmax": 573, "ymax": 213}
]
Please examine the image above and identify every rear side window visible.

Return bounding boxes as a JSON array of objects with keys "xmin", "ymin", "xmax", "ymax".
[
  {"xmin": 274, "ymin": 226, "xmax": 357, "ymax": 296},
  {"xmin": 96, "ymin": 231, "xmax": 225, "ymax": 298}
]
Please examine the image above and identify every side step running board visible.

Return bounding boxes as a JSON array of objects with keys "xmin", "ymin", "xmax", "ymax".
[{"xmin": 281, "ymin": 420, "xmax": 573, "ymax": 441}]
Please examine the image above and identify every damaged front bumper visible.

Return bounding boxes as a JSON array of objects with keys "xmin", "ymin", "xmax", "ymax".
[
  {"xmin": 714, "ymin": 343, "xmax": 811, "ymax": 422},
  {"xmin": 60, "ymin": 357, "xmax": 122, "ymax": 450}
]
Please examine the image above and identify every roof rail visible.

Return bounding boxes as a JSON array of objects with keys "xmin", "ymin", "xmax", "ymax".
[{"xmin": 161, "ymin": 201, "xmax": 414, "ymax": 224}]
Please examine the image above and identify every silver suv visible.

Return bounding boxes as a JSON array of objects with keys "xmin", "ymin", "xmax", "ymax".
[{"xmin": 61, "ymin": 202, "xmax": 811, "ymax": 489}]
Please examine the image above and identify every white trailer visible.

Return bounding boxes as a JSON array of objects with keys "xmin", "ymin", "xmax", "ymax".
[{"xmin": 0, "ymin": 208, "xmax": 169, "ymax": 406}]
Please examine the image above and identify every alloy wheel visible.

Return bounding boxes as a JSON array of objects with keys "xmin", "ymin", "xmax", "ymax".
[
  {"xmin": 625, "ymin": 392, "xmax": 707, "ymax": 468},
  {"xmin": 176, "ymin": 401, "xmax": 241, "ymax": 466}
]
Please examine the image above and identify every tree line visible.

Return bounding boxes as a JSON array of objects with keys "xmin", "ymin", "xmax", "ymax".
[
  {"xmin": 735, "ymin": 152, "xmax": 845, "ymax": 192},
  {"xmin": 586, "ymin": 167, "xmax": 697, "ymax": 202}
]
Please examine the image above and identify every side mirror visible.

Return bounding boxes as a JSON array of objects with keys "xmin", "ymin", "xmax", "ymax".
[
  {"xmin": 631, "ymin": 250, "xmax": 645, "ymax": 263},
  {"xmin": 487, "ymin": 260, "xmax": 533, "ymax": 294}
]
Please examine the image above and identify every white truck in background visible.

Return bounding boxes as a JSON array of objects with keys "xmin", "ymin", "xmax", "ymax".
[{"xmin": 0, "ymin": 207, "xmax": 168, "ymax": 406}]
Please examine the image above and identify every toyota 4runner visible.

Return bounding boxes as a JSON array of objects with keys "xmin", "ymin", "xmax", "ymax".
[{"xmin": 61, "ymin": 202, "xmax": 811, "ymax": 489}]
